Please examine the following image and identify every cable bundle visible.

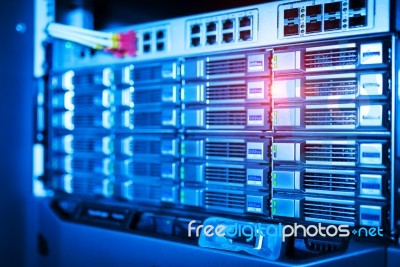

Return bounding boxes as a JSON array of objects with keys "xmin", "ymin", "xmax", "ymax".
[{"xmin": 46, "ymin": 23, "xmax": 136, "ymax": 57}]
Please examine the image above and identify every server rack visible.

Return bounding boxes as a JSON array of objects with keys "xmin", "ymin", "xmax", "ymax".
[{"xmin": 32, "ymin": 0, "xmax": 400, "ymax": 266}]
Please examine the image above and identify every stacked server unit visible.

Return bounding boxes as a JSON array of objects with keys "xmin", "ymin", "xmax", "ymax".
[{"xmin": 37, "ymin": 0, "xmax": 399, "ymax": 262}]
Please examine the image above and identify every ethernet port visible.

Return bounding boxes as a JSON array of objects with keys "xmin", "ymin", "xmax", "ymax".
[
  {"xmin": 143, "ymin": 44, "xmax": 151, "ymax": 53},
  {"xmin": 191, "ymin": 37, "xmax": 200, "ymax": 47},
  {"xmin": 239, "ymin": 16, "xmax": 252, "ymax": 27},
  {"xmin": 324, "ymin": 2, "xmax": 341, "ymax": 14},
  {"xmin": 143, "ymin": 32, "xmax": 151, "ymax": 41},
  {"xmin": 222, "ymin": 32, "xmax": 234, "ymax": 43},
  {"xmin": 222, "ymin": 19, "xmax": 234, "ymax": 30},
  {"xmin": 156, "ymin": 42, "xmax": 164, "ymax": 51},
  {"xmin": 206, "ymin": 35, "xmax": 217, "ymax": 45},
  {"xmin": 349, "ymin": 15, "xmax": 367, "ymax": 28},
  {"xmin": 324, "ymin": 18, "xmax": 341, "ymax": 31},
  {"xmin": 306, "ymin": 21, "xmax": 322, "ymax": 33},
  {"xmin": 239, "ymin": 30, "xmax": 252, "ymax": 41},
  {"xmin": 349, "ymin": 0, "xmax": 366, "ymax": 10},
  {"xmin": 206, "ymin": 22, "xmax": 217, "ymax": 32},
  {"xmin": 156, "ymin": 30, "xmax": 164, "ymax": 39},
  {"xmin": 191, "ymin": 24, "xmax": 201, "ymax": 34},
  {"xmin": 306, "ymin": 5, "xmax": 322, "ymax": 16},
  {"xmin": 284, "ymin": 24, "xmax": 299, "ymax": 36},
  {"xmin": 284, "ymin": 8, "xmax": 299, "ymax": 20}
]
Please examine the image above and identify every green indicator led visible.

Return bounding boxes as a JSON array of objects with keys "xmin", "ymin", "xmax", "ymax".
[
  {"xmin": 273, "ymin": 200, "xmax": 276, "ymax": 207},
  {"xmin": 273, "ymin": 208, "xmax": 277, "ymax": 214},
  {"xmin": 181, "ymin": 149, "xmax": 186, "ymax": 155},
  {"xmin": 181, "ymin": 191, "xmax": 185, "ymax": 196},
  {"xmin": 273, "ymin": 145, "xmax": 277, "ymax": 151},
  {"xmin": 65, "ymin": 42, "xmax": 72, "ymax": 48},
  {"xmin": 273, "ymin": 173, "xmax": 277, "ymax": 179},
  {"xmin": 273, "ymin": 181, "xmax": 277, "ymax": 186}
]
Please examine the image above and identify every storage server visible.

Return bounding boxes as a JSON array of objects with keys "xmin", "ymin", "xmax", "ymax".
[{"xmin": 34, "ymin": 0, "xmax": 400, "ymax": 264}]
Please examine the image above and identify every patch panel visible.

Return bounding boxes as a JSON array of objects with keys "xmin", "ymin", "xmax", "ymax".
[
  {"xmin": 137, "ymin": 25, "xmax": 170, "ymax": 54},
  {"xmin": 186, "ymin": 9, "xmax": 258, "ymax": 49}
]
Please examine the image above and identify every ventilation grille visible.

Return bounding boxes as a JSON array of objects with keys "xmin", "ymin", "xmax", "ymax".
[
  {"xmin": 126, "ymin": 161, "xmax": 161, "ymax": 177},
  {"xmin": 206, "ymin": 84, "xmax": 247, "ymax": 101},
  {"xmin": 205, "ymin": 191, "xmax": 246, "ymax": 211},
  {"xmin": 73, "ymin": 114, "xmax": 97, "ymax": 127},
  {"xmin": 72, "ymin": 158, "xmax": 102, "ymax": 173},
  {"xmin": 304, "ymin": 78, "xmax": 358, "ymax": 98},
  {"xmin": 305, "ymin": 143, "xmax": 357, "ymax": 164},
  {"xmin": 205, "ymin": 142, "xmax": 246, "ymax": 158},
  {"xmin": 72, "ymin": 178, "xmax": 103, "ymax": 195},
  {"xmin": 134, "ymin": 66, "xmax": 162, "ymax": 82},
  {"xmin": 305, "ymin": 47, "xmax": 357, "ymax": 69},
  {"xmin": 134, "ymin": 89, "xmax": 162, "ymax": 104},
  {"xmin": 133, "ymin": 112, "xmax": 162, "ymax": 126},
  {"xmin": 305, "ymin": 108, "xmax": 358, "ymax": 127},
  {"xmin": 73, "ymin": 138, "xmax": 97, "ymax": 153},
  {"xmin": 73, "ymin": 72, "xmax": 104, "ymax": 86},
  {"xmin": 132, "ymin": 140, "xmax": 161, "ymax": 155},
  {"xmin": 205, "ymin": 166, "xmax": 246, "ymax": 185},
  {"xmin": 73, "ymin": 93, "xmax": 102, "ymax": 107},
  {"xmin": 304, "ymin": 172, "xmax": 356, "ymax": 194},
  {"xmin": 304, "ymin": 200, "xmax": 356, "ymax": 224},
  {"xmin": 131, "ymin": 184, "xmax": 162, "ymax": 200},
  {"xmin": 206, "ymin": 57, "xmax": 247, "ymax": 77},
  {"xmin": 206, "ymin": 110, "xmax": 247, "ymax": 126}
]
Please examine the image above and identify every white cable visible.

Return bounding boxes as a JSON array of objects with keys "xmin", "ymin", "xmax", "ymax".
[
  {"xmin": 48, "ymin": 28, "xmax": 114, "ymax": 48},
  {"xmin": 48, "ymin": 31, "xmax": 100, "ymax": 49},
  {"xmin": 48, "ymin": 23, "xmax": 114, "ymax": 39}
]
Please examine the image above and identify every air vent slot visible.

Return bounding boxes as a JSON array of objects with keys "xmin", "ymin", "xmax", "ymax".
[
  {"xmin": 133, "ymin": 112, "xmax": 162, "ymax": 126},
  {"xmin": 131, "ymin": 184, "xmax": 163, "ymax": 200},
  {"xmin": 305, "ymin": 108, "xmax": 358, "ymax": 126},
  {"xmin": 304, "ymin": 78, "xmax": 357, "ymax": 98},
  {"xmin": 206, "ymin": 110, "xmax": 247, "ymax": 126},
  {"xmin": 206, "ymin": 84, "xmax": 247, "ymax": 101},
  {"xmin": 73, "ymin": 93, "xmax": 102, "ymax": 107},
  {"xmin": 134, "ymin": 89, "xmax": 162, "ymax": 104},
  {"xmin": 305, "ymin": 143, "xmax": 357, "ymax": 164},
  {"xmin": 133, "ymin": 140, "xmax": 161, "ymax": 155},
  {"xmin": 134, "ymin": 66, "xmax": 162, "ymax": 82},
  {"xmin": 206, "ymin": 57, "xmax": 246, "ymax": 76},
  {"xmin": 73, "ymin": 138, "xmax": 97, "ymax": 152},
  {"xmin": 70, "ymin": 177, "xmax": 104, "ymax": 196},
  {"xmin": 304, "ymin": 200, "xmax": 356, "ymax": 224},
  {"xmin": 205, "ymin": 191, "xmax": 246, "ymax": 211},
  {"xmin": 304, "ymin": 172, "xmax": 356, "ymax": 194},
  {"xmin": 73, "ymin": 114, "xmax": 96, "ymax": 127},
  {"xmin": 73, "ymin": 71, "xmax": 105, "ymax": 86},
  {"xmin": 305, "ymin": 47, "xmax": 357, "ymax": 70},
  {"xmin": 71, "ymin": 158, "xmax": 102, "ymax": 173},
  {"xmin": 205, "ymin": 142, "xmax": 246, "ymax": 158},
  {"xmin": 205, "ymin": 166, "xmax": 246, "ymax": 185},
  {"xmin": 126, "ymin": 161, "xmax": 161, "ymax": 177}
]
